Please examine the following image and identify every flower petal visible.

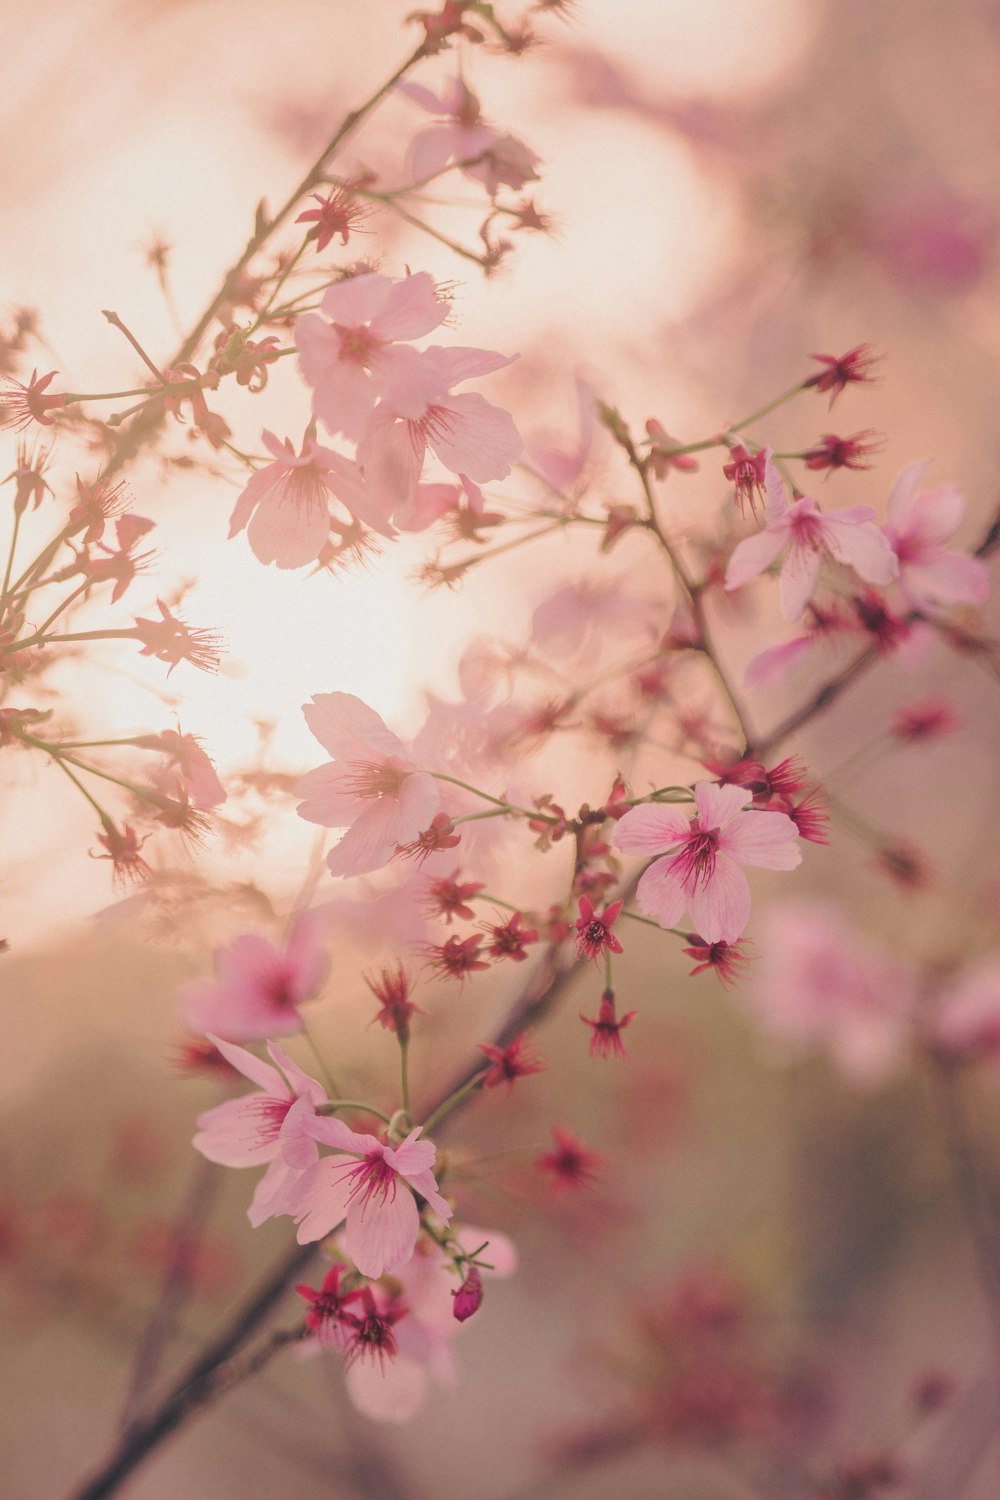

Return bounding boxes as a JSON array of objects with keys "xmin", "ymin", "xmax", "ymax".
[
  {"xmin": 345, "ymin": 1182, "xmax": 420, "ymax": 1277},
  {"xmin": 614, "ymin": 803, "xmax": 691, "ymax": 855},
  {"xmin": 687, "ymin": 854, "xmax": 751, "ymax": 944}
]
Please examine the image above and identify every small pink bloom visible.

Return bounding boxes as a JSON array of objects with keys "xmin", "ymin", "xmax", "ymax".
[
  {"xmin": 802, "ymin": 431, "xmax": 883, "ymax": 473},
  {"xmin": 0, "ymin": 369, "xmax": 68, "ymax": 431},
  {"xmin": 614, "ymin": 782, "xmax": 802, "ymax": 944},
  {"xmin": 451, "ymin": 1267, "xmax": 483, "ymax": 1322},
  {"xmin": 193, "ymin": 1036, "xmax": 326, "ymax": 1226},
  {"xmin": 574, "ymin": 896, "xmax": 624, "ymax": 961},
  {"xmin": 396, "ymin": 78, "xmax": 541, "ymax": 195},
  {"xmin": 536, "ymin": 1126, "xmax": 601, "ymax": 1188},
  {"xmin": 357, "ymin": 345, "xmax": 522, "ymax": 513},
  {"xmin": 725, "ymin": 454, "xmax": 897, "ymax": 622},
  {"xmin": 230, "ymin": 430, "xmax": 392, "ymax": 569},
  {"xmin": 682, "ymin": 936, "xmax": 752, "ymax": 987},
  {"xmin": 890, "ymin": 696, "xmax": 959, "ymax": 742},
  {"xmin": 296, "ymin": 692, "xmax": 441, "ymax": 878},
  {"xmin": 140, "ymin": 729, "xmax": 226, "ymax": 808},
  {"xmin": 722, "ymin": 444, "xmax": 767, "ymax": 516},
  {"xmin": 180, "ymin": 921, "xmax": 329, "ymax": 1040},
  {"xmin": 882, "ymin": 461, "xmax": 990, "ymax": 613},
  {"xmin": 291, "ymin": 1119, "xmax": 451, "ymax": 1276},
  {"xmin": 82, "ymin": 514, "xmax": 157, "ymax": 603},
  {"xmin": 746, "ymin": 902, "xmax": 914, "ymax": 1083},
  {"xmin": 296, "ymin": 1263, "xmax": 359, "ymax": 1350},
  {"xmin": 478, "ymin": 1032, "xmax": 545, "ymax": 1089},
  {"xmin": 295, "ymin": 271, "xmax": 448, "ymax": 441},
  {"xmin": 295, "ymin": 187, "xmax": 371, "ymax": 251},
  {"xmin": 580, "ymin": 990, "xmax": 636, "ymax": 1060},
  {"xmin": 133, "ymin": 600, "xmax": 222, "ymax": 674}
]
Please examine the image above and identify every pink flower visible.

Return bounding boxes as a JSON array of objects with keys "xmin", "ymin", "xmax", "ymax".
[
  {"xmin": 882, "ymin": 461, "xmax": 990, "ymax": 613},
  {"xmin": 295, "ymin": 271, "xmax": 448, "ymax": 441},
  {"xmin": 296, "ymin": 692, "xmax": 441, "ymax": 878},
  {"xmin": 192, "ymin": 1037, "xmax": 326, "ymax": 1226},
  {"xmin": 396, "ymin": 78, "xmax": 540, "ymax": 195},
  {"xmin": 133, "ymin": 600, "xmax": 222, "ymax": 674},
  {"xmin": 746, "ymin": 902, "xmax": 914, "ymax": 1083},
  {"xmin": 180, "ymin": 921, "xmax": 330, "ymax": 1040},
  {"xmin": 291, "ymin": 1118, "xmax": 451, "ymax": 1276},
  {"xmin": 613, "ymin": 782, "xmax": 801, "ymax": 944},
  {"xmin": 139, "ymin": 729, "xmax": 227, "ymax": 808},
  {"xmin": 81, "ymin": 514, "xmax": 157, "ymax": 603},
  {"xmin": 229, "ymin": 430, "xmax": 392, "ymax": 569},
  {"xmin": 933, "ymin": 960, "xmax": 1000, "ymax": 1064},
  {"xmin": 344, "ymin": 1226, "xmax": 517, "ymax": 1422},
  {"xmin": 357, "ymin": 345, "xmax": 522, "ymax": 514},
  {"xmin": 725, "ymin": 454, "xmax": 897, "ymax": 621}
]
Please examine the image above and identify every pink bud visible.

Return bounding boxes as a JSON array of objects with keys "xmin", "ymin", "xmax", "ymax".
[{"xmin": 452, "ymin": 1267, "xmax": 484, "ymax": 1322}]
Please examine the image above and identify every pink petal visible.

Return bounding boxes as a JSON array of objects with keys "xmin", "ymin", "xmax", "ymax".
[
  {"xmin": 345, "ymin": 1356, "xmax": 429, "ymax": 1423},
  {"xmin": 373, "ymin": 272, "xmax": 448, "ymax": 341},
  {"xmin": 763, "ymin": 452, "xmax": 789, "ymax": 521},
  {"xmin": 744, "ymin": 634, "xmax": 816, "ymax": 690},
  {"xmin": 456, "ymin": 1226, "xmax": 518, "ymax": 1277},
  {"xmin": 194, "ymin": 1095, "xmax": 280, "ymax": 1168},
  {"xmin": 277, "ymin": 1096, "xmax": 322, "ymax": 1170},
  {"xmin": 266, "ymin": 1041, "xmax": 327, "ymax": 1106},
  {"xmin": 209, "ymin": 1035, "xmax": 286, "ymax": 1094},
  {"xmin": 385, "ymin": 1129, "xmax": 436, "ymax": 1176},
  {"xmin": 302, "ymin": 692, "xmax": 408, "ymax": 763},
  {"xmin": 725, "ymin": 526, "xmax": 788, "ymax": 591},
  {"xmin": 686, "ymin": 853, "xmax": 752, "ymax": 944},
  {"xmin": 248, "ymin": 1157, "xmax": 303, "ymax": 1227},
  {"xmin": 324, "ymin": 801, "xmax": 407, "ymax": 878},
  {"xmin": 403, "ymin": 1168, "xmax": 452, "ymax": 1221},
  {"xmin": 614, "ymin": 803, "xmax": 692, "ymax": 855},
  {"xmin": 292, "ymin": 1158, "xmax": 357, "ymax": 1243},
  {"xmin": 397, "ymin": 771, "xmax": 442, "ymax": 840},
  {"xmin": 345, "ymin": 1183, "xmax": 420, "ymax": 1277},
  {"xmin": 885, "ymin": 460, "xmax": 930, "ymax": 531},
  {"xmin": 395, "ymin": 79, "xmax": 449, "ymax": 114},
  {"xmin": 634, "ymin": 856, "xmax": 688, "ymax": 929},
  {"xmin": 693, "ymin": 780, "xmax": 753, "ymax": 829},
  {"xmin": 821, "ymin": 514, "xmax": 897, "ymax": 585},
  {"xmin": 778, "ymin": 543, "xmax": 823, "ymax": 621},
  {"xmin": 245, "ymin": 483, "xmax": 330, "ymax": 569},
  {"xmin": 427, "ymin": 392, "xmax": 522, "ymax": 483},
  {"xmin": 307, "ymin": 1114, "xmax": 377, "ymax": 1153},
  {"xmin": 720, "ymin": 809, "xmax": 803, "ymax": 870},
  {"xmin": 295, "ymin": 762, "xmax": 365, "ymax": 829},
  {"xmin": 318, "ymin": 272, "xmax": 393, "ymax": 328},
  {"xmin": 358, "ymin": 407, "xmax": 425, "ymax": 507},
  {"xmin": 432, "ymin": 346, "xmax": 519, "ymax": 385},
  {"xmin": 903, "ymin": 551, "xmax": 990, "ymax": 609}
]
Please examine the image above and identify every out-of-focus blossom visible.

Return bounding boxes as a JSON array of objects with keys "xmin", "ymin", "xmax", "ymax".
[
  {"xmin": 478, "ymin": 1031, "xmax": 545, "ymax": 1089},
  {"xmin": 804, "ymin": 345, "xmax": 881, "ymax": 405},
  {"xmin": 615, "ymin": 782, "xmax": 801, "ymax": 945},
  {"xmin": 396, "ymin": 78, "xmax": 540, "ymax": 195},
  {"xmin": 726, "ymin": 455, "xmax": 896, "ymax": 622},
  {"xmin": 746, "ymin": 902, "xmax": 915, "ymax": 1083},
  {"xmin": 536, "ymin": 1126, "xmax": 602, "ymax": 1187},
  {"xmin": 933, "ymin": 960, "xmax": 1000, "ymax": 1064},
  {"xmin": 140, "ymin": 729, "xmax": 226, "ymax": 808},
  {"xmin": 802, "ymin": 431, "xmax": 883, "ymax": 473},
  {"xmin": 133, "ymin": 600, "xmax": 222, "ymax": 674},
  {"xmin": 0, "ymin": 369, "xmax": 67, "ymax": 431},
  {"xmin": 180, "ymin": 921, "xmax": 329, "ymax": 1040},
  {"xmin": 882, "ymin": 461, "xmax": 989, "ymax": 613},
  {"xmin": 296, "ymin": 692, "xmax": 441, "ymax": 877}
]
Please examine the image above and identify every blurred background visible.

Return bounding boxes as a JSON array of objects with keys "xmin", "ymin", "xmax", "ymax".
[{"xmin": 3, "ymin": 1, "xmax": 1000, "ymax": 1496}]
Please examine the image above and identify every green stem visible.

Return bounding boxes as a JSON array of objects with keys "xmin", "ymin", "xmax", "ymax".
[
  {"xmin": 398, "ymin": 1036, "xmax": 411, "ymax": 1122},
  {"xmin": 422, "ymin": 1073, "xmax": 487, "ymax": 1135},
  {"xmin": 0, "ymin": 506, "xmax": 23, "ymax": 607},
  {"xmin": 430, "ymin": 771, "xmax": 559, "ymax": 824},
  {"xmin": 729, "ymin": 380, "xmax": 809, "ymax": 433}
]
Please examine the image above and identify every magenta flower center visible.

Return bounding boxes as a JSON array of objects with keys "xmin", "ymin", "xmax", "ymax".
[
  {"xmin": 671, "ymin": 822, "xmax": 720, "ymax": 891},
  {"xmin": 252, "ymin": 1096, "xmax": 292, "ymax": 1143},
  {"xmin": 342, "ymin": 1151, "xmax": 398, "ymax": 1211},
  {"xmin": 334, "ymin": 324, "xmax": 381, "ymax": 366},
  {"xmin": 789, "ymin": 511, "xmax": 825, "ymax": 548}
]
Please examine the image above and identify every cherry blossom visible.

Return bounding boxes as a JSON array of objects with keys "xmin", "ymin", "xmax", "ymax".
[
  {"xmin": 882, "ymin": 461, "xmax": 990, "ymax": 613},
  {"xmin": 614, "ymin": 782, "xmax": 802, "ymax": 944},
  {"xmin": 295, "ymin": 271, "xmax": 448, "ymax": 441},
  {"xmin": 396, "ymin": 78, "xmax": 540, "ymax": 195},
  {"xmin": 933, "ymin": 960, "xmax": 1000, "ymax": 1064},
  {"xmin": 180, "ymin": 921, "xmax": 330, "ymax": 1040},
  {"xmin": 296, "ymin": 692, "xmax": 441, "ymax": 878},
  {"xmin": 745, "ymin": 902, "xmax": 915, "ymax": 1083},
  {"xmin": 343, "ymin": 1227, "xmax": 517, "ymax": 1422},
  {"xmin": 291, "ymin": 1118, "xmax": 451, "ymax": 1276},
  {"xmin": 725, "ymin": 454, "xmax": 897, "ymax": 621},
  {"xmin": 229, "ymin": 430, "xmax": 393, "ymax": 569},
  {"xmin": 192, "ymin": 1037, "xmax": 326, "ymax": 1227},
  {"xmin": 357, "ymin": 345, "xmax": 522, "ymax": 514}
]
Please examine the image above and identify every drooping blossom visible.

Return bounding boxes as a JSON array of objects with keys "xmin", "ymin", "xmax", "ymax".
[
  {"xmin": 614, "ymin": 783, "xmax": 801, "ymax": 944},
  {"xmin": 291, "ymin": 1117, "xmax": 451, "ymax": 1276},
  {"xmin": 423, "ymin": 870, "xmax": 485, "ymax": 923},
  {"xmin": 882, "ymin": 461, "xmax": 990, "ymax": 613},
  {"xmin": 139, "ymin": 729, "xmax": 227, "ymax": 808},
  {"xmin": 802, "ymin": 431, "xmax": 883, "ymax": 473},
  {"xmin": 343, "ymin": 1226, "xmax": 517, "ymax": 1422},
  {"xmin": 804, "ymin": 344, "xmax": 881, "ymax": 405},
  {"xmin": 295, "ymin": 271, "xmax": 449, "ymax": 441},
  {"xmin": 192, "ymin": 1037, "xmax": 326, "ymax": 1226},
  {"xmin": 365, "ymin": 964, "xmax": 422, "ymax": 1040},
  {"xmin": 722, "ymin": 444, "xmax": 767, "ymax": 515},
  {"xmin": 229, "ymin": 430, "xmax": 393, "ymax": 569},
  {"xmin": 396, "ymin": 78, "xmax": 540, "ymax": 195},
  {"xmin": 295, "ymin": 187, "xmax": 371, "ymax": 251},
  {"xmin": 580, "ymin": 990, "xmax": 636, "ymax": 1059},
  {"xmin": 481, "ymin": 911, "xmax": 539, "ymax": 962},
  {"xmin": 6, "ymin": 437, "xmax": 52, "ymax": 513},
  {"xmin": 725, "ymin": 454, "xmax": 897, "ymax": 622},
  {"xmin": 451, "ymin": 1267, "xmax": 483, "ymax": 1322},
  {"xmin": 69, "ymin": 474, "xmax": 130, "ymax": 543},
  {"xmin": 478, "ymin": 1032, "xmax": 545, "ymax": 1089},
  {"xmin": 92, "ymin": 818, "xmax": 151, "ymax": 890},
  {"xmin": 357, "ymin": 345, "xmax": 522, "ymax": 514},
  {"xmin": 296, "ymin": 692, "xmax": 441, "ymax": 878},
  {"xmin": 133, "ymin": 600, "xmax": 222, "ymax": 674},
  {"xmin": 682, "ymin": 936, "xmax": 752, "ymax": 987},
  {"xmin": 81, "ymin": 514, "xmax": 157, "ymax": 603},
  {"xmin": 423, "ymin": 933, "xmax": 489, "ymax": 981},
  {"xmin": 296, "ymin": 1263, "xmax": 361, "ymax": 1350},
  {"xmin": 180, "ymin": 921, "xmax": 330, "ymax": 1040},
  {"xmin": 745, "ymin": 902, "xmax": 915, "ymax": 1083},
  {"xmin": 0, "ymin": 369, "xmax": 68, "ymax": 431}
]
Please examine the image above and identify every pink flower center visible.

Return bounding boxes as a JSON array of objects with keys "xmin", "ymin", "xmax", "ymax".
[
  {"xmin": 252, "ymin": 1096, "xmax": 292, "ymax": 1144},
  {"xmin": 334, "ymin": 324, "xmax": 381, "ymax": 366},
  {"xmin": 342, "ymin": 1151, "xmax": 398, "ymax": 1212},
  {"xmin": 671, "ymin": 822, "xmax": 720, "ymax": 892},
  {"xmin": 788, "ymin": 510, "xmax": 825, "ymax": 548},
  {"xmin": 340, "ymin": 760, "xmax": 409, "ymax": 799}
]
